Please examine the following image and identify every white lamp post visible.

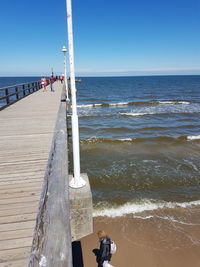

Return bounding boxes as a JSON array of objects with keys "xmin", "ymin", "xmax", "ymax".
[
  {"xmin": 66, "ymin": 0, "xmax": 86, "ymax": 188},
  {"xmin": 61, "ymin": 46, "xmax": 69, "ymax": 101}
]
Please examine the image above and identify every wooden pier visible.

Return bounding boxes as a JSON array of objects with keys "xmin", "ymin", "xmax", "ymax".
[{"xmin": 0, "ymin": 82, "xmax": 69, "ymax": 266}]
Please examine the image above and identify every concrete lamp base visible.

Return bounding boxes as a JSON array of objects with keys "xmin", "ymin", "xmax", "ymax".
[
  {"xmin": 69, "ymin": 173, "xmax": 93, "ymax": 241},
  {"xmin": 69, "ymin": 176, "xmax": 86, "ymax": 189}
]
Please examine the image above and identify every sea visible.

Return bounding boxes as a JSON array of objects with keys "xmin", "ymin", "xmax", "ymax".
[{"xmin": 75, "ymin": 76, "xmax": 200, "ymax": 215}]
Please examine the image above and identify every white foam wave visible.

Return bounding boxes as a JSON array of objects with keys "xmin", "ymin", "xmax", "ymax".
[
  {"xmin": 159, "ymin": 101, "xmax": 190, "ymax": 105},
  {"xmin": 77, "ymin": 102, "xmax": 130, "ymax": 108},
  {"xmin": 187, "ymin": 135, "xmax": 200, "ymax": 140},
  {"xmin": 118, "ymin": 138, "xmax": 133, "ymax": 141},
  {"xmin": 94, "ymin": 103, "xmax": 102, "ymax": 107},
  {"xmin": 77, "ymin": 104, "xmax": 94, "ymax": 108},
  {"xmin": 109, "ymin": 102, "xmax": 129, "ymax": 106},
  {"xmin": 93, "ymin": 200, "xmax": 200, "ymax": 218},
  {"xmin": 77, "ymin": 101, "xmax": 191, "ymax": 109},
  {"xmin": 133, "ymin": 215, "xmax": 200, "ymax": 226},
  {"xmin": 120, "ymin": 112, "xmax": 154, "ymax": 117}
]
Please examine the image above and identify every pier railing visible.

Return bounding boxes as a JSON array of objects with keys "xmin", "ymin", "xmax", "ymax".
[{"xmin": 0, "ymin": 80, "xmax": 49, "ymax": 110}]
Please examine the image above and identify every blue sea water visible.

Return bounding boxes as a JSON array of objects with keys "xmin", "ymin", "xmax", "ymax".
[
  {"xmin": 74, "ymin": 75, "xmax": 200, "ymax": 216},
  {"xmin": 0, "ymin": 77, "xmax": 40, "ymax": 88}
]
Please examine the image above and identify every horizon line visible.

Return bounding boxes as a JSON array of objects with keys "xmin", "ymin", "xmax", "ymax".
[{"xmin": 0, "ymin": 74, "xmax": 200, "ymax": 78}]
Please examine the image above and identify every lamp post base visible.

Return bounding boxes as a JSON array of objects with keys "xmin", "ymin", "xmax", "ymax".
[{"xmin": 69, "ymin": 176, "xmax": 86, "ymax": 188}]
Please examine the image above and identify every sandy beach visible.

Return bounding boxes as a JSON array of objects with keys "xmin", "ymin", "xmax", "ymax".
[{"xmin": 81, "ymin": 207, "xmax": 200, "ymax": 267}]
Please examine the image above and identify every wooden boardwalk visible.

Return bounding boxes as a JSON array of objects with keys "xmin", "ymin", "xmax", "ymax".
[{"xmin": 0, "ymin": 82, "xmax": 63, "ymax": 266}]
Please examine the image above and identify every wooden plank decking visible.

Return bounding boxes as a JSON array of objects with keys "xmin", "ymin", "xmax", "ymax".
[{"xmin": 0, "ymin": 82, "xmax": 63, "ymax": 266}]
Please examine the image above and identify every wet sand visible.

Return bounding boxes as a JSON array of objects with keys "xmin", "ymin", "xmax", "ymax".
[{"xmin": 81, "ymin": 209, "xmax": 200, "ymax": 267}]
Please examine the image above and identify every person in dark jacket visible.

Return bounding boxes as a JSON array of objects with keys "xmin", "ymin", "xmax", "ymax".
[
  {"xmin": 49, "ymin": 75, "xmax": 55, "ymax": 92},
  {"xmin": 97, "ymin": 230, "xmax": 112, "ymax": 267}
]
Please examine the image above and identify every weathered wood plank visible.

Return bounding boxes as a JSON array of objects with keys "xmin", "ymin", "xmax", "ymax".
[
  {"xmin": 0, "ymin": 171, "xmax": 44, "ymax": 179},
  {"xmin": 0, "ymin": 169, "xmax": 45, "ymax": 176},
  {"xmin": 0, "ymin": 196, "xmax": 39, "ymax": 205},
  {"xmin": 0, "ymin": 258, "xmax": 29, "ymax": 267},
  {"xmin": 0, "ymin": 206, "xmax": 37, "ymax": 217},
  {"xmin": 0, "ymin": 237, "xmax": 32, "ymax": 250},
  {"xmin": 0, "ymin": 177, "xmax": 43, "ymax": 184},
  {"xmin": 0, "ymin": 182, "xmax": 42, "ymax": 191},
  {"xmin": 0, "ymin": 212, "xmax": 37, "ymax": 224},
  {"xmin": 0, "ymin": 188, "xmax": 40, "ymax": 199},
  {"xmin": 0, "ymin": 177, "xmax": 44, "ymax": 183},
  {"xmin": 0, "ymin": 228, "xmax": 33, "ymax": 241},
  {"xmin": 0, "ymin": 221, "xmax": 35, "ymax": 232},
  {"xmin": 0, "ymin": 192, "xmax": 39, "ymax": 201},
  {"xmin": 0, "ymin": 202, "xmax": 38, "ymax": 212},
  {"xmin": 0, "ymin": 179, "xmax": 42, "ymax": 186},
  {"xmin": 0, "ymin": 247, "xmax": 31, "ymax": 263},
  {"xmin": 0, "ymin": 165, "xmax": 46, "ymax": 172}
]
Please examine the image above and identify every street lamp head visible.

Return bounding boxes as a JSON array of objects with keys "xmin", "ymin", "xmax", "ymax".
[{"xmin": 62, "ymin": 46, "xmax": 67, "ymax": 54}]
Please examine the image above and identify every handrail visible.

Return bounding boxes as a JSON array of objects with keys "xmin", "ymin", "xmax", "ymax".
[
  {"xmin": 29, "ymin": 88, "xmax": 72, "ymax": 267},
  {"xmin": 0, "ymin": 81, "xmax": 41, "ymax": 91},
  {"xmin": 0, "ymin": 80, "xmax": 50, "ymax": 110},
  {"xmin": 0, "ymin": 86, "xmax": 36, "ymax": 101}
]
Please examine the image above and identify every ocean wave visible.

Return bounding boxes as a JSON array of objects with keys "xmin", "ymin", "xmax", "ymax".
[
  {"xmin": 120, "ymin": 110, "xmax": 199, "ymax": 117},
  {"xmin": 158, "ymin": 101, "xmax": 190, "ymax": 105},
  {"xmin": 77, "ymin": 104, "xmax": 94, "ymax": 108},
  {"xmin": 93, "ymin": 199, "xmax": 200, "ymax": 218},
  {"xmin": 187, "ymin": 135, "xmax": 200, "ymax": 140},
  {"xmin": 120, "ymin": 112, "xmax": 154, "ymax": 117},
  {"xmin": 77, "ymin": 100, "xmax": 192, "ymax": 108},
  {"xmin": 133, "ymin": 215, "xmax": 200, "ymax": 226},
  {"xmin": 81, "ymin": 135, "xmax": 200, "ymax": 144}
]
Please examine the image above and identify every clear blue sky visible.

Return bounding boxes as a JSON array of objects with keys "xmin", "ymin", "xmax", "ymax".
[{"xmin": 0, "ymin": 0, "xmax": 200, "ymax": 76}]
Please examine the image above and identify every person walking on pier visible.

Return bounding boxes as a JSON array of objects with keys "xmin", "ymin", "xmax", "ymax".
[
  {"xmin": 97, "ymin": 230, "xmax": 113, "ymax": 267},
  {"xmin": 60, "ymin": 75, "xmax": 64, "ymax": 83},
  {"xmin": 41, "ymin": 76, "xmax": 47, "ymax": 92},
  {"xmin": 49, "ymin": 75, "xmax": 55, "ymax": 92}
]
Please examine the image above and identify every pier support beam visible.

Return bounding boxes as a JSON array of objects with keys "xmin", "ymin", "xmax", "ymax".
[{"xmin": 69, "ymin": 173, "xmax": 93, "ymax": 241}]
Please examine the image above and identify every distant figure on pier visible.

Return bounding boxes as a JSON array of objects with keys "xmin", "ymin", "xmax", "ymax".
[
  {"xmin": 60, "ymin": 75, "xmax": 64, "ymax": 83},
  {"xmin": 96, "ymin": 230, "xmax": 113, "ymax": 267},
  {"xmin": 41, "ymin": 77, "xmax": 47, "ymax": 92},
  {"xmin": 49, "ymin": 75, "xmax": 55, "ymax": 92}
]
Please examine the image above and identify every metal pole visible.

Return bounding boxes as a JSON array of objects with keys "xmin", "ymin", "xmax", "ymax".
[
  {"xmin": 66, "ymin": 0, "xmax": 86, "ymax": 188},
  {"xmin": 64, "ymin": 51, "xmax": 69, "ymax": 101}
]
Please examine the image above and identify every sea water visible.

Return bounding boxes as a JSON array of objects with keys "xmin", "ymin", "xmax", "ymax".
[{"xmin": 75, "ymin": 76, "xmax": 200, "ymax": 219}]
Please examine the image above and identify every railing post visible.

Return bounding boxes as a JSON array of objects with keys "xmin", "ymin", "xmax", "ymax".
[
  {"xmin": 22, "ymin": 84, "xmax": 26, "ymax": 97},
  {"xmin": 5, "ymin": 88, "xmax": 9, "ymax": 104},
  {"xmin": 15, "ymin": 86, "xmax": 19, "ymax": 100},
  {"xmin": 28, "ymin": 83, "xmax": 31, "ymax": 94},
  {"xmin": 32, "ymin": 83, "xmax": 35, "ymax": 92}
]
